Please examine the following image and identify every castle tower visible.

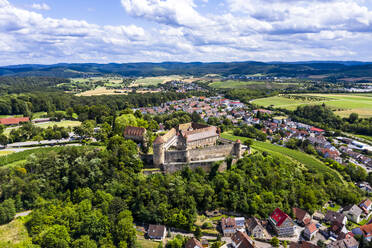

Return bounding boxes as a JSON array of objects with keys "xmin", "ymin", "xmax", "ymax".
[
  {"xmin": 233, "ymin": 139, "xmax": 243, "ymax": 158},
  {"xmin": 153, "ymin": 136, "xmax": 165, "ymax": 167}
]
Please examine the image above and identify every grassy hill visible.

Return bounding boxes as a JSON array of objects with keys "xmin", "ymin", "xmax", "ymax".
[{"xmin": 221, "ymin": 132, "xmax": 346, "ymax": 183}]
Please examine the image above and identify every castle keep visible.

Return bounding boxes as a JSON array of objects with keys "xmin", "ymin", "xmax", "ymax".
[{"xmin": 153, "ymin": 123, "xmax": 244, "ymax": 171}]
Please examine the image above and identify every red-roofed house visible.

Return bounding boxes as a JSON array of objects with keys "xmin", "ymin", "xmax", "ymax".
[
  {"xmin": 303, "ymin": 222, "xmax": 318, "ymax": 240},
  {"xmin": 359, "ymin": 199, "xmax": 372, "ymax": 214},
  {"xmin": 0, "ymin": 117, "xmax": 29, "ymax": 126},
  {"xmin": 269, "ymin": 208, "xmax": 295, "ymax": 237},
  {"xmin": 310, "ymin": 127, "xmax": 325, "ymax": 133}
]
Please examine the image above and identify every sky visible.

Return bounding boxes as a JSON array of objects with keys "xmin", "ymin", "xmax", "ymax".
[{"xmin": 2, "ymin": 0, "xmax": 372, "ymax": 65}]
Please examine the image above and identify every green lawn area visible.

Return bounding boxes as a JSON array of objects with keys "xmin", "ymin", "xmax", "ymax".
[
  {"xmin": 0, "ymin": 150, "xmax": 14, "ymax": 156},
  {"xmin": 326, "ymin": 204, "xmax": 341, "ymax": 212},
  {"xmin": 0, "ymin": 217, "xmax": 32, "ymax": 247},
  {"xmin": 134, "ymin": 76, "xmax": 181, "ymax": 87},
  {"xmin": 136, "ymin": 231, "xmax": 160, "ymax": 248},
  {"xmin": 252, "ymin": 93, "xmax": 372, "ymax": 118},
  {"xmin": 209, "ymin": 80, "xmax": 266, "ymax": 89},
  {"xmin": 3, "ymin": 120, "xmax": 81, "ymax": 136},
  {"xmin": 221, "ymin": 132, "xmax": 346, "ymax": 183}
]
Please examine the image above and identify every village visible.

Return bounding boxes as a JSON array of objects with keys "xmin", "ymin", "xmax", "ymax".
[{"xmin": 140, "ymin": 198, "xmax": 372, "ymax": 248}]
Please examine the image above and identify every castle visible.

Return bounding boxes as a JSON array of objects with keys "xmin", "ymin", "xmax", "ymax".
[{"xmin": 153, "ymin": 123, "xmax": 245, "ymax": 172}]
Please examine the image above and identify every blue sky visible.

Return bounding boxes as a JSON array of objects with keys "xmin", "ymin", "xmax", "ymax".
[{"xmin": 2, "ymin": 0, "xmax": 372, "ymax": 65}]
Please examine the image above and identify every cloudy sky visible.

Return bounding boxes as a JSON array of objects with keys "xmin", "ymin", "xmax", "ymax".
[{"xmin": 2, "ymin": 0, "xmax": 372, "ymax": 65}]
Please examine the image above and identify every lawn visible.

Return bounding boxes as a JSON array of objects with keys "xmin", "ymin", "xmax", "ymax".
[
  {"xmin": 221, "ymin": 132, "xmax": 346, "ymax": 183},
  {"xmin": 252, "ymin": 93, "xmax": 372, "ymax": 118},
  {"xmin": 0, "ymin": 150, "xmax": 14, "ymax": 156},
  {"xmin": 0, "ymin": 217, "xmax": 31, "ymax": 247},
  {"xmin": 136, "ymin": 231, "xmax": 159, "ymax": 248},
  {"xmin": 3, "ymin": 120, "xmax": 81, "ymax": 136},
  {"xmin": 133, "ymin": 76, "xmax": 182, "ymax": 87},
  {"xmin": 209, "ymin": 80, "xmax": 266, "ymax": 89}
]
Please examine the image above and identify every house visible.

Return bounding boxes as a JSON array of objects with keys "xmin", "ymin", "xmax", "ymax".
[
  {"xmin": 342, "ymin": 205, "xmax": 362, "ymax": 223},
  {"xmin": 303, "ymin": 222, "xmax": 318, "ymax": 240},
  {"xmin": 245, "ymin": 217, "xmax": 269, "ymax": 239},
  {"xmin": 310, "ymin": 127, "xmax": 325, "ymax": 134},
  {"xmin": 231, "ymin": 231, "xmax": 255, "ymax": 248},
  {"xmin": 235, "ymin": 217, "xmax": 245, "ymax": 231},
  {"xmin": 124, "ymin": 126, "xmax": 147, "ymax": 143},
  {"xmin": 221, "ymin": 217, "xmax": 236, "ymax": 237},
  {"xmin": 147, "ymin": 224, "xmax": 166, "ymax": 241},
  {"xmin": 330, "ymin": 221, "xmax": 348, "ymax": 239},
  {"xmin": 201, "ymin": 239, "xmax": 209, "ymax": 248},
  {"xmin": 324, "ymin": 211, "xmax": 347, "ymax": 225},
  {"xmin": 185, "ymin": 238, "xmax": 203, "ymax": 248},
  {"xmin": 359, "ymin": 199, "xmax": 372, "ymax": 214},
  {"xmin": 290, "ymin": 241, "xmax": 319, "ymax": 248},
  {"xmin": 352, "ymin": 223, "xmax": 372, "ymax": 241},
  {"xmin": 312, "ymin": 211, "xmax": 325, "ymax": 221},
  {"xmin": 269, "ymin": 208, "xmax": 295, "ymax": 237},
  {"xmin": 0, "ymin": 117, "xmax": 30, "ymax": 126},
  {"xmin": 293, "ymin": 208, "xmax": 311, "ymax": 226},
  {"xmin": 327, "ymin": 237, "xmax": 359, "ymax": 248}
]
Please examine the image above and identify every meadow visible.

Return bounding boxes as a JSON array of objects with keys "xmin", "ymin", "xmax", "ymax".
[
  {"xmin": 0, "ymin": 217, "xmax": 31, "ymax": 247},
  {"xmin": 133, "ymin": 75, "xmax": 182, "ymax": 87},
  {"xmin": 252, "ymin": 93, "xmax": 372, "ymax": 118},
  {"xmin": 3, "ymin": 120, "xmax": 81, "ymax": 136},
  {"xmin": 221, "ymin": 132, "xmax": 345, "ymax": 183},
  {"xmin": 209, "ymin": 80, "xmax": 298, "ymax": 89}
]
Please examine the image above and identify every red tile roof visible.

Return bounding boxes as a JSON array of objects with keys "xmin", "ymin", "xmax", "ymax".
[
  {"xmin": 270, "ymin": 208, "xmax": 291, "ymax": 227},
  {"xmin": 124, "ymin": 126, "xmax": 146, "ymax": 137},
  {"xmin": 305, "ymin": 222, "xmax": 318, "ymax": 234},
  {"xmin": 0, "ymin": 117, "xmax": 29, "ymax": 125},
  {"xmin": 185, "ymin": 238, "xmax": 203, "ymax": 248},
  {"xmin": 310, "ymin": 127, "xmax": 324, "ymax": 132}
]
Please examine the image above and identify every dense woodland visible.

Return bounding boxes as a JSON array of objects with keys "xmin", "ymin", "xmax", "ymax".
[{"xmin": 0, "ymin": 141, "xmax": 363, "ymax": 247}]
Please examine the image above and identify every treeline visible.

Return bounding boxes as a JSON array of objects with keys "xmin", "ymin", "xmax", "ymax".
[
  {"xmin": 289, "ymin": 104, "xmax": 372, "ymax": 136},
  {"xmin": 0, "ymin": 141, "xmax": 362, "ymax": 247},
  {"xmin": 0, "ymin": 76, "xmax": 68, "ymax": 94},
  {"xmin": 0, "ymin": 91, "xmax": 190, "ymax": 116},
  {"xmin": 226, "ymin": 89, "xmax": 278, "ymax": 103}
]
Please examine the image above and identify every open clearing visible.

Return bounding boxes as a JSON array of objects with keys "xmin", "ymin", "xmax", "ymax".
[
  {"xmin": 252, "ymin": 93, "xmax": 372, "ymax": 118},
  {"xmin": 209, "ymin": 80, "xmax": 298, "ymax": 89},
  {"xmin": 4, "ymin": 120, "xmax": 81, "ymax": 136},
  {"xmin": 221, "ymin": 132, "xmax": 345, "ymax": 183},
  {"xmin": 0, "ymin": 217, "xmax": 31, "ymax": 247},
  {"xmin": 76, "ymin": 87, "xmax": 129, "ymax": 96},
  {"xmin": 133, "ymin": 75, "xmax": 182, "ymax": 87}
]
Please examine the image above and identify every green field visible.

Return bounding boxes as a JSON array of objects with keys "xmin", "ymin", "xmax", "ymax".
[
  {"xmin": 221, "ymin": 132, "xmax": 345, "ymax": 183},
  {"xmin": 252, "ymin": 93, "xmax": 372, "ymax": 118},
  {"xmin": 134, "ymin": 75, "xmax": 181, "ymax": 87},
  {"xmin": 0, "ymin": 217, "xmax": 31, "ymax": 247},
  {"xmin": 3, "ymin": 120, "xmax": 81, "ymax": 136},
  {"xmin": 209, "ymin": 80, "xmax": 266, "ymax": 88}
]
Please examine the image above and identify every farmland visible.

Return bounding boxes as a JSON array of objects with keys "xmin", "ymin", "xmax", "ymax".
[
  {"xmin": 252, "ymin": 93, "xmax": 372, "ymax": 118},
  {"xmin": 3, "ymin": 120, "xmax": 81, "ymax": 136},
  {"xmin": 133, "ymin": 75, "xmax": 182, "ymax": 87},
  {"xmin": 209, "ymin": 80, "xmax": 298, "ymax": 89},
  {"xmin": 221, "ymin": 132, "xmax": 346, "ymax": 183}
]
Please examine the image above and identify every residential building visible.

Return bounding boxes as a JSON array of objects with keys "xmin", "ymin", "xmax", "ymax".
[
  {"xmin": 359, "ymin": 199, "xmax": 372, "ymax": 214},
  {"xmin": 327, "ymin": 237, "xmax": 359, "ymax": 248},
  {"xmin": 185, "ymin": 238, "xmax": 203, "ymax": 248},
  {"xmin": 293, "ymin": 207, "xmax": 311, "ymax": 226},
  {"xmin": 289, "ymin": 241, "xmax": 319, "ymax": 248},
  {"xmin": 303, "ymin": 222, "xmax": 318, "ymax": 240},
  {"xmin": 235, "ymin": 217, "xmax": 245, "ymax": 231},
  {"xmin": 231, "ymin": 231, "xmax": 255, "ymax": 248},
  {"xmin": 147, "ymin": 224, "xmax": 166, "ymax": 241},
  {"xmin": 342, "ymin": 205, "xmax": 362, "ymax": 223},
  {"xmin": 221, "ymin": 217, "xmax": 237, "ymax": 237},
  {"xmin": 324, "ymin": 211, "xmax": 347, "ymax": 225},
  {"xmin": 245, "ymin": 217, "xmax": 269, "ymax": 239},
  {"xmin": 269, "ymin": 208, "xmax": 295, "ymax": 237},
  {"xmin": 352, "ymin": 223, "xmax": 372, "ymax": 241}
]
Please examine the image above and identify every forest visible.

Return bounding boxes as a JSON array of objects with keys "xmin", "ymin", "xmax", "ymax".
[{"xmin": 0, "ymin": 137, "xmax": 363, "ymax": 247}]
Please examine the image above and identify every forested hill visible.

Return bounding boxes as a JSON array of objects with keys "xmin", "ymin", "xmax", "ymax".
[{"xmin": 2, "ymin": 61, "xmax": 372, "ymax": 78}]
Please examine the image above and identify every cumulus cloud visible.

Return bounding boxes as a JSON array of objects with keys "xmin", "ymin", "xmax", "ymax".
[
  {"xmin": 1, "ymin": 0, "xmax": 372, "ymax": 65},
  {"xmin": 31, "ymin": 3, "xmax": 50, "ymax": 10}
]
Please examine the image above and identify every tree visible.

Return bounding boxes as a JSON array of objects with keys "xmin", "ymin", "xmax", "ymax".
[
  {"xmin": 270, "ymin": 237, "xmax": 279, "ymax": 247},
  {"xmin": 349, "ymin": 113, "xmax": 359, "ymax": 123},
  {"xmin": 72, "ymin": 235, "xmax": 97, "ymax": 248},
  {"xmin": 0, "ymin": 134, "xmax": 8, "ymax": 146},
  {"xmin": 194, "ymin": 226, "xmax": 202, "ymax": 240},
  {"xmin": 115, "ymin": 114, "xmax": 137, "ymax": 134},
  {"xmin": 115, "ymin": 210, "xmax": 136, "ymax": 247},
  {"xmin": 0, "ymin": 198, "xmax": 16, "ymax": 224},
  {"xmin": 243, "ymin": 139, "xmax": 253, "ymax": 148},
  {"xmin": 40, "ymin": 225, "xmax": 71, "ymax": 248}
]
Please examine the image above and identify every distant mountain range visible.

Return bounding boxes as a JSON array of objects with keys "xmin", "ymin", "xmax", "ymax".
[{"xmin": 1, "ymin": 61, "xmax": 372, "ymax": 78}]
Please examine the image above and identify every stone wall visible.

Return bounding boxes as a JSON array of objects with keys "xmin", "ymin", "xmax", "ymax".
[
  {"xmin": 163, "ymin": 160, "xmax": 227, "ymax": 174},
  {"xmin": 164, "ymin": 150, "xmax": 187, "ymax": 163},
  {"xmin": 188, "ymin": 144, "xmax": 235, "ymax": 161}
]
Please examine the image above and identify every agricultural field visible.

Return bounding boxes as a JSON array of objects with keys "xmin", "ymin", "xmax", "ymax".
[
  {"xmin": 252, "ymin": 93, "xmax": 372, "ymax": 118},
  {"xmin": 3, "ymin": 120, "xmax": 81, "ymax": 136},
  {"xmin": 76, "ymin": 87, "xmax": 129, "ymax": 96},
  {"xmin": 133, "ymin": 75, "xmax": 182, "ymax": 87},
  {"xmin": 221, "ymin": 132, "xmax": 346, "ymax": 183},
  {"xmin": 0, "ymin": 217, "xmax": 31, "ymax": 247},
  {"xmin": 209, "ymin": 80, "xmax": 298, "ymax": 89}
]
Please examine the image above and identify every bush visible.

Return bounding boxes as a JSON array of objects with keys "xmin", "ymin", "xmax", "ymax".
[{"xmin": 0, "ymin": 198, "xmax": 16, "ymax": 224}]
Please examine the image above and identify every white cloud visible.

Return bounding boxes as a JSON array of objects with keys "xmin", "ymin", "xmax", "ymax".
[{"xmin": 31, "ymin": 3, "xmax": 50, "ymax": 11}]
